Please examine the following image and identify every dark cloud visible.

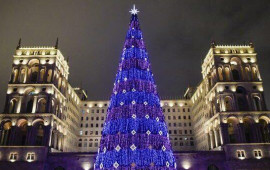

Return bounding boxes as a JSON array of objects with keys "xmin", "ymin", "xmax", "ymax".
[{"xmin": 0, "ymin": 0, "xmax": 270, "ymax": 107}]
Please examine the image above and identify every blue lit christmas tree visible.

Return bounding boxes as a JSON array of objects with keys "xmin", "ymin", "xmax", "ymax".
[{"xmin": 94, "ymin": 5, "xmax": 176, "ymax": 170}]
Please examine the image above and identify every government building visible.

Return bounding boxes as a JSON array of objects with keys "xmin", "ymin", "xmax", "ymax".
[{"xmin": 0, "ymin": 41, "xmax": 269, "ymax": 169}]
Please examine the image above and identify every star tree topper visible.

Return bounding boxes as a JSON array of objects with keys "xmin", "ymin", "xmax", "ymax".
[{"xmin": 129, "ymin": 4, "xmax": 139, "ymax": 15}]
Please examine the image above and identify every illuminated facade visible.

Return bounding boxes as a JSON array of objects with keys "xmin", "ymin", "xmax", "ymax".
[{"xmin": 0, "ymin": 43, "xmax": 269, "ymax": 169}]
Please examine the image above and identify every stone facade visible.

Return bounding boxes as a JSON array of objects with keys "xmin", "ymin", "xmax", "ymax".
[{"xmin": 0, "ymin": 43, "xmax": 270, "ymax": 170}]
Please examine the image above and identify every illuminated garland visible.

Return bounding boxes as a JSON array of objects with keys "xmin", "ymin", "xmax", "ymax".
[{"xmin": 95, "ymin": 11, "xmax": 176, "ymax": 170}]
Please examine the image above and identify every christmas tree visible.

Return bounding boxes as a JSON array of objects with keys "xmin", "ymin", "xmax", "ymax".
[{"xmin": 95, "ymin": 5, "xmax": 176, "ymax": 170}]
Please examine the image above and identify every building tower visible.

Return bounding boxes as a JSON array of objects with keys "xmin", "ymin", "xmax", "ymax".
[
  {"xmin": 192, "ymin": 43, "xmax": 270, "ymax": 151},
  {"xmin": 94, "ymin": 6, "xmax": 176, "ymax": 169},
  {"xmin": 0, "ymin": 39, "xmax": 81, "ymax": 155}
]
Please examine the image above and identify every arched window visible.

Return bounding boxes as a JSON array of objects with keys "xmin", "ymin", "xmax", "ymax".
[
  {"xmin": 224, "ymin": 67, "xmax": 230, "ymax": 81},
  {"xmin": 17, "ymin": 120, "xmax": 28, "ymax": 145},
  {"xmin": 12, "ymin": 69, "xmax": 18, "ymax": 83},
  {"xmin": 28, "ymin": 59, "xmax": 39, "ymax": 83},
  {"xmin": 218, "ymin": 67, "xmax": 223, "ymax": 81},
  {"xmin": 224, "ymin": 96, "xmax": 233, "ymax": 111},
  {"xmin": 58, "ymin": 77, "xmax": 62, "ymax": 89},
  {"xmin": 30, "ymin": 65, "xmax": 39, "ymax": 83},
  {"xmin": 253, "ymin": 96, "xmax": 262, "ymax": 111},
  {"xmin": 228, "ymin": 118, "xmax": 238, "ymax": 143},
  {"xmin": 9, "ymin": 99, "xmax": 18, "ymax": 113},
  {"xmin": 40, "ymin": 69, "xmax": 45, "ymax": 82},
  {"xmin": 25, "ymin": 90, "xmax": 35, "ymax": 113},
  {"xmin": 0, "ymin": 121, "xmax": 12, "ymax": 145},
  {"xmin": 243, "ymin": 118, "xmax": 254, "ymax": 143},
  {"xmin": 245, "ymin": 67, "xmax": 251, "ymax": 81},
  {"xmin": 19, "ymin": 69, "xmax": 26, "ymax": 83},
  {"xmin": 34, "ymin": 122, "xmax": 44, "ymax": 146},
  {"xmin": 26, "ymin": 99, "xmax": 34, "ymax": 113},
  {"xmin": 230, "ymin": 57, "xmax": 242, "ymax": 81},
  {"xmin": 252, "ymin": 67, "xmax": 258, "ymax": 80},
  {"xmin": 38, "ymin": 98, "xmax": 47, "ymax": 113},
  {"xmin": 259, "ymin": 119, "xmax": 270, "ymax": 143},
  {"xmin": 208, "ymin": 164, "xmax": 219, "ymax": 170},
  {"xmin": 236, "ymin": 87, "xmax": 248, "ymax": 111},
  {"xmin": 47, "ymin": 69, "xmax": 52, "ymax": 82},
  {"xmin": 232, "ymin": 69, "xmax": 240, "ymax": 81}
]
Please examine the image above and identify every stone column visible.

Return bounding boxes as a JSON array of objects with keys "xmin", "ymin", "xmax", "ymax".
[
  {"xmin": 219, "ymin": 127, "xmax": 223, "ymax": 145},
  {"xmin": 214, "ymin": 129, "xmax": 219, "ymax": 147},
  {"xmin": 220, "ymin": 123, "xmax": 229, "ymax": 145},
  {"xmin": 44, "ymin": 125, "xmax": 52, "ymax": 146},
  {"xmin": 32, "ymin": 96, "xmax": 38, "ymax": 113},
  {"xmin": 209, "ymin": 131, "xmax": 214, "ymax": 149}
]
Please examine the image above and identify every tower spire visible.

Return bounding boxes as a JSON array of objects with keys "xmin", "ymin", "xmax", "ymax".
[
  {"xmin": 16, "ymin": 38, "xmax": 21, "ymax": 50},
  {"xmin": 55, "ymin": 37, "xmax": 59, "ymax": 49}
]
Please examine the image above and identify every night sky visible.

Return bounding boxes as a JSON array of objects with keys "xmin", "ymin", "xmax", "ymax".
[{"xmin": 0, "ymin": 0, "xmax": 270, "ymax": 108}]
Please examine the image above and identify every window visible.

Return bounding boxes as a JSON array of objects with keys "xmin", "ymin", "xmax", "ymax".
[
  {"xmin": 91, "ymin": 117, "xmax": 94, "ymax": 120},
  {"xmin": 236, "ymin": 150, "xmax": 246, "ymax": 159},
  {"xmin": 184, "ymin": 116, "xmax": 186, "ymax": 119},
  {"xmin": 96, "ymin": 117, "xmax": 99, "ymax": 120},
  {"xmin": 94, "ymin": 143, "xmax": 98, "ymax": 147},
  {"xmin": 81, "ymin": 117, "xmax": 83, "ymax": 121},
  {"xmin": 101, "ymin": 117, "xmax": 104, "ymax": 120},
  {"xmin": 168, "ymin": 116, "xmax": 171, "ymax": 120},
  {"xmin": 183, "ymin": 108, "xmax": 185, "ymax": 112},
  {"xmin": 168, "ymin": 123, "xmax": 171, "ymax": 127},
  {"xmin": 172, "ymin": 109, "xmax": 175, "ymax": 112},
  {"xmin": 26, "ymin": 153, "xmax": 35, "ymax": 162},
  {"xmin": 89, "ymin": 143, "xmax": 92, "ymax": 147},
  {"xmin": 86, "ymin": 117, "xmax": 89, "ymax": 120},
  {"xmin": 168, "ymin": 109, "xmax": 170, "ymax": 112},
  {"xmin": 178, "ymin": 123, "xmax": 182, "ymax": 127},
  {"xmin": 9, "ymin": 153, "xmax": 18, "ymax": 162},
  {"xmin": 85, "ymin": 131, "xmax": 88, "ymax": 135},
  {"xmin": 178, "ymin": 116, "xmax": 181, "ymax": 119},
  {"xmin": 174, "ymin": 130, "xmax": 177, "ymax": 134},
  {"xmin": 85, "ymin": 123, "xmax": 88, "ymax": 127},
  {"xmin": 254, "ymin": 150, "xmax": 262, "ymax": 159},
  {"xmin": 78, "ymin": 143, "xmax": 82, "ymax": 147}
]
